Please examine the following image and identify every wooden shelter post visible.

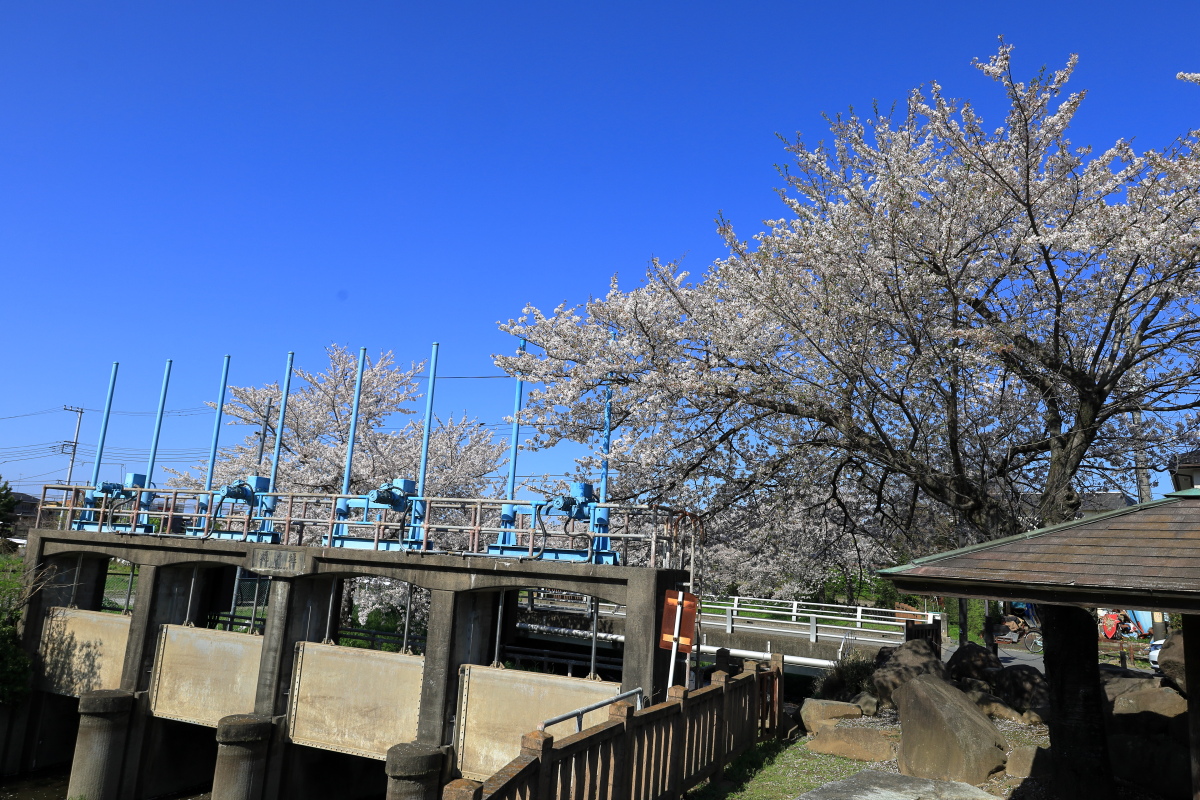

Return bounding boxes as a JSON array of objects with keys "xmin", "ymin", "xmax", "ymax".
[{"xmin": 1184, "ymin": 615, "xmax": 1200, "ymax": 800}]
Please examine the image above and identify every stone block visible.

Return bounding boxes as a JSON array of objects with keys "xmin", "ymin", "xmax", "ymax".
[
  {"xmin": 1159, "ymin": 632, "xmax": 1185, "ymax": 695},
  {"xmin": 795, "ymin": 769, "xmax": 996, "ymax": 799},
  {"xmin": 806, "ymin": 727, "xmax": 894, "ymax": 762},
  {"xmin": 850, "ymin": 692, "xmax": 878, "ymax": 716},
  {"xmin": 895, "ymin": 674, "xmax": 1006, "ymax": 785},
  {"xmin": 872, "ymin": 639, "xmax": 950, "ymax": 704},
  {"xmin": 946, "ymin": 643, "xmax": 1002, "ymax": 683},
  {"xmin": 1006, "ymin": 745, "xmax": 1051, "ymax": 778},
  {"xmin": 1109, "ymin": 685, "xmax": 1187, "ymax": 736},
  {"xmin": 800, "ymin": 698, "xmax": 861, "ymax": 735}
]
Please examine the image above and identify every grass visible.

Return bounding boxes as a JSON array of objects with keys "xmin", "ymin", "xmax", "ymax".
[{"xmin": 687, "ymin": 740, "xmax": 867, "ymax": 800}]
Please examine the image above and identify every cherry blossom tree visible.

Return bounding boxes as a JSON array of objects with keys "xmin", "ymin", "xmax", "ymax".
[
  {"xmin": 169, "ymin": 345, "xmax": 507, "ymax": 627},
  {"xmin": 498, "ymin": 44, "xmax": 1200, "ymax": 799}
]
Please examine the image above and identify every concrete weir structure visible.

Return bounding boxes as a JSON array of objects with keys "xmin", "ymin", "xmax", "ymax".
[{"xmin": 10, "ymin": 528, "xmax": 685, "ymax": 800}]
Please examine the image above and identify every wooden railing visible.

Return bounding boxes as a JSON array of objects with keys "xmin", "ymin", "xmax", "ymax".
[{"xmin": 445, "ymin": 660, "xmax": 782, "ymax": 800}]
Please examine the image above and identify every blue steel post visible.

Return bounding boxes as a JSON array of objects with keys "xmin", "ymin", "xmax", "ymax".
[
  {"xmin": 203, "ymin": 356, "xmax": 232, "ymax": 495},
  {"xmin": 336, "ymin": 347, "xmax": 368, "ymax": 521},
  {"xmin": 412, "ymin": 342, "xmax": 440, "ymax": 544},
  {"xmin": 499, "ymin": 340, "xmax": 526, "ymax": 543},
  {"xmin": 591, "ymin": 381, "xmax": 613, "ymax": 553},
  {"xmin": 268, "ymin": 352, "xmax": 295, "ymax": 495},
  {"xmin": 88, "ymin": 363, "xmax": 119, "ymax": 490},
  {"xmin": 141, "ymin": 359, "xmax": 173, "ymax": 510}
]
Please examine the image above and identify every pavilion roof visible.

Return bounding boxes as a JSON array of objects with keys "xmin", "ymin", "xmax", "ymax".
[{"xmin": 880, "ymin": 489, "xmax": 1200, "ymax": 613}]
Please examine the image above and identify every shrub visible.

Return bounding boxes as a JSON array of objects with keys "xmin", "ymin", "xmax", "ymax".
[{"xmin": 817, "ymin": 648, "xmax": 875, "ymax": 701}]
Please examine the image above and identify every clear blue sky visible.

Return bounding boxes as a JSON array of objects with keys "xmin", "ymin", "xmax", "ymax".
[{"xmin": 2, "ymin": 1, "xmax": 1198, "ymax": 494}]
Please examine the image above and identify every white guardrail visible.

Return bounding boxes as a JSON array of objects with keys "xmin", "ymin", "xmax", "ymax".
[{"xmin": 526, "ymin": 591, "xmax": 940, "ymax": 648}]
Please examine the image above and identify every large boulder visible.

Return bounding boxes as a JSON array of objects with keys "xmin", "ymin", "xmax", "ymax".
[
  {"xmin": 806, "ymin": 726, "xmax": 895, "ymax": 761},
  {"xmin": 796, "ymin": 770, "xmax": 995, "ymax": 800},
  {"xmin": 1160, "ymin": 632, "xmax": 1186, "ymax": 695},
  {"xmin": 799, "ymin": 698, "xmax": 861, "ymax": 735},
  {"xmin": 894, "ymin": 674, "xmax": 1007, "ymax": 785},
  {"xmin": 1110, "ymin": 685, "xmax": 1187, "ymax": 738},
  {"xmin": 992, "ymin": 664, "xmax": 1049, "ymax": 712},
  {"xmin": 1109, "ymin": 734, "xmax": 1190, "ymax": 800},
  {"xmin": 872, "ymin": 639, "xmax": 950, "ymax": 704},
  {"xmin": 946, "ymin": 643, "xmax": 1002, "ymax": 683}
]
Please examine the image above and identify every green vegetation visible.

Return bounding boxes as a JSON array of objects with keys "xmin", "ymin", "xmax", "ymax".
[
  {"xmin": 0, "ymin": 554, "xmax": 32, "ymax": 705},
  {"xmin": 687, "ymin": 739, "xmax": 865, "ymax": 800},
  {"xmin": 815, "ymin": 649, "xmax": 875, "ymax": 701}
]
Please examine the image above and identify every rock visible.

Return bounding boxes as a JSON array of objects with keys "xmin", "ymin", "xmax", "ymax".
[
  {"xmin": 795, "ymin": 769, "xmax": 996, "ymax": 799},
  {"xmin": 799, "ymin": 698, "xmax": 861, "ymax": 735},
  {"xmin": 956, "ymin": 677, "xmax": 992, "ymax": 694},
  {"xmin": 1006, "ymin": 745, "xmax": 1051, "ymax": 779},
  {"xmin": 1160, "ymin": 632, "xmax": 1186, "ymax": 695},
  {"xmin": 873, "ymin": 646, "xmax": 896, "ymax": 669},
  {"xmin": 806, "ymin": 726, "xmax": 895, "ymax": 761},
  {"xmin": 850, "ymin": 691, "xmax": 878, "ymax": 716},
  {"xmin": 895, "ymin": 674, "xmax": 1007, "ymax": 785},
  {"xmin": 1109, "ymin": 734, "xmax": 1190, "ymax": 800},
  {"xmin": 779, "ymin": 701, "xmax": 803, "ymax": 739},
  {"xmin": 1110, "ymin": 685, "xmax": 1187, "ymax": 736},
  {"xmin": 946, "ymin": 642, "xmax": 1002, "ymax": 683},
  {"xmin": 993, "ymin": 664, "xmax": 1049, "ymax": 712},
  {"xmin": 1021, "ymin": 706, "xmax": 1050, "ymax": 725},
  {"xmin": 964, "ymin": 690, "xmax": 1024, "ymax": 723},
  {"xmin": 872, "ymin": 639, "xmax": 950, "ymax": 704},
  {"xmin": 1099, "ymin": 671, "xmax": 1165, "ymax": 706}
]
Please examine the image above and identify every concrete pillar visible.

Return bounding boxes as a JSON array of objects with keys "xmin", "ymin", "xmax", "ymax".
[
  {"xmin": 417, "ymin": 589, "xmax": 457, "ymax": 745},
  {"xmin": 211, "ymin": 714, "xmax": 273, "ymax": 800},
  {"xmin": 384, "ymin": 742, "xmax": 443, "ymax": 800},
  {"xmin": 65, "ymin": 689, "xmax": 133, "ymax": 800}
]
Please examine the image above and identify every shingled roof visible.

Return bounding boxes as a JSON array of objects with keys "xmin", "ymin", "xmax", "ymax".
[{"xmin": 881, "ymin": 488, "xmax": 1200, "ymax": 613}]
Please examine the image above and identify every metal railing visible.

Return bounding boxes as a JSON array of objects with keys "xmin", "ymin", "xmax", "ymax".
[
  {"xmin": 538, "ymin": 688, "xmax": 645, "ymax": 733},
  {"xmin": 34, "ymin": 484, "xmax": 701, "ymax": 570}
]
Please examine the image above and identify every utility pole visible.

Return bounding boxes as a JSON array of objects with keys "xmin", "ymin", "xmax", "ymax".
[{"xmin": 63, "ymin": 406, "xmax": 84, "ymax": 486}]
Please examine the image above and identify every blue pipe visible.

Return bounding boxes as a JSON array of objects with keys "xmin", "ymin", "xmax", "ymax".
[
  {"xmin": 141, "ymin": 359, "xmax": 172, "ymax": 508},
  {"xmin": 203, "ymin": 356, "xmax": 231, "ymax": 494},
  {"xmin": 268, "ymin": 352, "xmax": 294, "ymax": 494},
  {"xmin": 412, "ymin": 342, "xmax": 440, "ymax": 542},
  {"xmin": 591, "ymin": 378, "xmax": 613, "ymax": 550},
  {"xmin": 337, "ymin": 347, "xmax": 368, "ymax": 519},
  {"xmin": 88, "ymin": 363, "xmax": 119, "ymax": 489}
]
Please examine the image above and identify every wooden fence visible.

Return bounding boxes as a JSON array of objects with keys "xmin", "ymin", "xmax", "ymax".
[{"xmin": 444, "ymin": 660, "xmax": 783, "ymax": 800}]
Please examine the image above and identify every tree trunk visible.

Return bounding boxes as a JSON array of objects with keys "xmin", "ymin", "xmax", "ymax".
[{"xmin": 1042, "ymin": 605, "xmax": 1114, "ymax": 800}]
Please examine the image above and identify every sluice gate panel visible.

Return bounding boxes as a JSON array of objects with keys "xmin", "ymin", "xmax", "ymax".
[
  {"xmin": 455, "ymin": 664, "xmax": 621, "ymax": 781},
  {"xmin": 149, "ymin": 625, "xmax": 263, "ymax": 726},
  {"xmin": 38, "ymin": 607, "xmax": 130, "ymax": 697},
  {"xmin": 287, "ymin": 642, "xmax": 423, "ymax": 759}
]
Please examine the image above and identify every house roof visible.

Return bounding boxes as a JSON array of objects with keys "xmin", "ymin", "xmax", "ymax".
[{"xmin": 881, "ymin": 489, "xmax": 1200, "ymax": 613}]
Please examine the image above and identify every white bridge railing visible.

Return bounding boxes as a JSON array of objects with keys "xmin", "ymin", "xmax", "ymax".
[{"xmin": 525, "ymin": 590, "xmax": 940, "ymax": 648}]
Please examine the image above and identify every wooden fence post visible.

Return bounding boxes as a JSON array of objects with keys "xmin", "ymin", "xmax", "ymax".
[
  {"xmin": 769, "ymin": 653, "xmax": 784, "ymax": 739},
  {"xmin": 442, "ymin": 779, "xmax": 482, "ymax": 800},
  {"xmin": 713, "ymin": 671, "xmax": 730, "ymax": 783},
  {"xmin": 521, "ymin": 730, "xmax": 554, "ymax": 800},
  {"xmin": 667, "ymin": 685, "xmax": 687, "ymax": 799},
  {"xmin": 608, "ymin": 701, "xmax": 634, "ymax": 800}
]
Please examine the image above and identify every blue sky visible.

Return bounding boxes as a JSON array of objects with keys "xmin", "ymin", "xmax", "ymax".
[{"xmin": 2, "ymin": 1, "xmax": 1198, "ymax": 495}]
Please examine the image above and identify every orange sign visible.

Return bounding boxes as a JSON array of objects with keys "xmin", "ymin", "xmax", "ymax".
[{"xmin": 659, "ymin": 591, "xmax": 698, "ymax": 654}]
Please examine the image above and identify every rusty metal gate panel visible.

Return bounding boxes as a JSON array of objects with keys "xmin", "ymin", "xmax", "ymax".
[
  {"xmin": 456, "ymin": 665, "xmax": 621, "ymax": 780},
  {"xmin": 287, "ymin": 642, "xmax": 424, "ymax": 759},
  {"xmin": 38, "ymin": 607, "xmax": 131, "ymax": 697},
  {"xmin": 149, "ymin": 625, "xmax": 263, "ymax": 726}
]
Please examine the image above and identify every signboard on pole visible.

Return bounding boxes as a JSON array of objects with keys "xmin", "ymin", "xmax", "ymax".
[{"xmin": 659, "ymin": 591, "xmax": 698, "ymax": 654}]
